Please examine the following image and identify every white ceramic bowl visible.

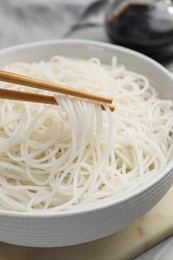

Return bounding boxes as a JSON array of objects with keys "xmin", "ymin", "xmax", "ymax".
[{"xmin": 0, "ymin": 40, "xmax": 173, "ymax": 248}]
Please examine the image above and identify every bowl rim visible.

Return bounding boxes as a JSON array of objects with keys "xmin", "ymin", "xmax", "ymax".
[{"xmin": 0, "ymin": 38, "xmax": 173, "ymax": 218}]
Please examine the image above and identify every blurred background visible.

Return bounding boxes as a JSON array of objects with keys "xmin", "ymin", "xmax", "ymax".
[
  {"xmin": 1, "ymin": 0, "xmax": 173, "ymax": 63},
  {"xmin": 0, "ymin": 0, "xmax": 111, "ymax": 48}
]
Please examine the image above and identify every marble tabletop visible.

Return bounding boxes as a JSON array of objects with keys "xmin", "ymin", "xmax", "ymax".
[{"xmin": 0, "ymin": 186, "xmax": 173, "ymax": 260}]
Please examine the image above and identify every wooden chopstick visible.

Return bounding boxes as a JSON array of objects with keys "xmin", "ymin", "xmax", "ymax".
[
  {"xmin": 0, "ymin": 70, "xmax": 113, "ymax": 104},
  {"xmin": 0, "ymin": 88, "xmax": 115, "ymax": 112}
]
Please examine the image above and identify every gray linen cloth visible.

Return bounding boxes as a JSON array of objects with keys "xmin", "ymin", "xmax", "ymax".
[{"xmin": 0, "ymin": 0, "xmax": 111, "ymax": 49}]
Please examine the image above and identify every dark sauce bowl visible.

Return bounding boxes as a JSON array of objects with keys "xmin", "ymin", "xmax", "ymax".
[{"xmin": 105, "ymin": 0, "xmax": 173, "ymax": 63}]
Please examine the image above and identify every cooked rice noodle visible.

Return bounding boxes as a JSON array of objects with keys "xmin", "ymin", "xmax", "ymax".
[{"xmin": 0, "ymin": 56, "xmax": 172, "ymax": 212}]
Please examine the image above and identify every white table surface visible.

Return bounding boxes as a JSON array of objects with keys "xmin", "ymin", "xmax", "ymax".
[{"xmin": 67, "ymin": 25, "xmax": 173, "ymax": 260}]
